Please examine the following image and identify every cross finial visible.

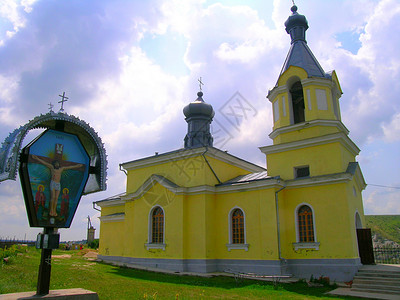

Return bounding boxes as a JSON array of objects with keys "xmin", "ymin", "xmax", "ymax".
[
  {"xmin": 198, "ymin": 77, "xmax": 204, "ymax": 92},
  {"xmin": 292, "ymin": 0, "xmax": 296, "ymax": 5},
  {"xmin": 48, "ymin": 102, "xmax": 54, "ymax": 113},
  {"xmin": 58, "ymin": 92, "xmax": 69, "ymax": 112}
]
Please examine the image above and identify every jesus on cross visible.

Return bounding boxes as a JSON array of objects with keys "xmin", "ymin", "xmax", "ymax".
[{"xmin": 32, "ymin": 151, "xmax": 83, "ymax": 217}]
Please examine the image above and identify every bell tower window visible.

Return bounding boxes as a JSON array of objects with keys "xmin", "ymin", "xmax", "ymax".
[{"xmin": 290, "ymin": 81, "xmax": 305, "ymax": 124}]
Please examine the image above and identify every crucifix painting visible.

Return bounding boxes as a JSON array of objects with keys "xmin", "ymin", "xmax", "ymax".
[
  {"xmin": 23, "ymin": 129, "xmax": 90, "ymax": 227},
  {"xmin": 31, "ymin": 147, "xmax": 83, "ymax": 217}
]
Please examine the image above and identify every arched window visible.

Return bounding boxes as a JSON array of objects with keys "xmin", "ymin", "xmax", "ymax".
[
  {"xmin": 297, "ymin": 205, "xmax": 314, "ymax": 242},
  {"xmin": 227, "ymin": 207, "xmax": 248, "ymax": 251},
  {"xmin": 231, "ymin": 208, "xmax": 245, "ymax": 244},
  {"xmin": 290, "ymin": 81, "xmax": 305, "ymax": 124},
  {"xmin": 151, "ymin": 206, "xmax": 164, "ymax": 243}
]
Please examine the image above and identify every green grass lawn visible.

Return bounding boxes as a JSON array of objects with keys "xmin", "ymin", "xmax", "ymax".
[{"xmin": 0, "ymin": 247, "xmax": 357, "ymax": 299}]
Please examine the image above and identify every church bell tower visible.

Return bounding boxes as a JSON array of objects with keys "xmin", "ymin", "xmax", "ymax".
[{"xmin": 260, "ymin": 5, "xmax": 362, "ymax": 181}]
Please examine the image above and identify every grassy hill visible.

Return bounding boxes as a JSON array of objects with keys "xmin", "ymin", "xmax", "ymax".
[{"xmin": 365, "ymin": 215, "xmax": 400, "ymax": 244}]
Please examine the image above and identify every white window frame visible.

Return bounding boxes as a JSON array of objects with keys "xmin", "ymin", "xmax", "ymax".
[
  {"xmin": 293, "ymin": 203, "xmax": 319, "ymax": 250},
  {"xmin": 145, "ymin": 205, "xmax": 166, "ymax": 250},
  {"xmin": 226, "ymin": 207, "xmax": 249, "ymax": 251}
]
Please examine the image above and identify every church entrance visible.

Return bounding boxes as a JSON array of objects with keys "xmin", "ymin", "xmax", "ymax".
[{"xmin": 356, "ymin": 212, "xmax": 374, "ymax": 265}]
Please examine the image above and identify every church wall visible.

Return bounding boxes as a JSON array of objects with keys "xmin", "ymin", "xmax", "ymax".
[
  {"xmin": 101, "ymin": 205, "xmax": 125, "ymax": 216},
  {"xmin": 125, "ymin": 153, "xmax": 254, "ymax": 194},
  {"xmin": 301, "ymin": 85, "xmax": 338, "ymax": 122},
  {"xmin": 266, "ymin": 142, "xmax": 348, "ymax": 179},
  {"xmin": 126, "ymin": 184, "xmax": 185, "ymax": 260},
  {"xmin": 183, "ymin": 193, "xmax": 210, "ymax": 259},
  {"xmin": 271, "ymin": 125, "xmax": 342, "ymax": 145},
  {"xmin": 125, "ymin": 159, "xmax": 206, "ymax": 192},
  {"xmin": 99, "ymin": 220, "xmax": 125, "ymax": 257},
  {"xmin": 345, "ymin": 178, "xmax": 367, "ymax": 252},
  {"xmin": 279, "ymin": 183, "xmax": 359, "ymax": 260},
  {"xmin": 98, "ymin": 204, "xmax": 126, "ymax": 256},
  {"xmin": 213, "ymin": 188, "xmax": 279, "ymax": 260}
]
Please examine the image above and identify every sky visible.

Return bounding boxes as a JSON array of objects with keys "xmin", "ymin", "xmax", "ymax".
[{"xmin": 0, "ymin": 0, "xmax": 399, "ymax": 241}]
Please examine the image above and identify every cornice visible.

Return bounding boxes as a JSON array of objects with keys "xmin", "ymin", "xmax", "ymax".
[
  {"xmin": 267, "ymin": 75, "xmax": 342, "ymax": 102},
  {"xmin": 269, "ymin": 119, "xmax": 349, "ymax": 140},
  {"xmin": 260, "ymin": 131, "xmax": 360, "ymax": 157},
  {"xmin": 301, "ymin": 77, "xmax": 342, "ymax": 99},
  {"xmin": 121, "ymin": 148, "xmax": 202, "ymax": 170},
  {"xmin": 284, "ymin": 172, "xmax": 352, "ymax": 189},
  {"xmin": 267, "ymin": 85, "xmax": 287, "ymax": 102},
  {"xmin": 120, "ymin": 147, "xmax": 264, "ymax": 173},
  {"xmin": 95, "ymin": 198, "xmax": 125, "ymax": 208},
  {"xmin": 94, "ymin": 170, "xmax": 361, "ymax": 208},
  {"xmin": 206, "ymin": 147, "xmax": 265, "ymax": 172},
  {"xmin": 99, "ymin": 213, "xmax": 125, "ymax": 222},
  {"xmin": 215, "ymin": 178, "xmax": 283, "ymax": 193}
]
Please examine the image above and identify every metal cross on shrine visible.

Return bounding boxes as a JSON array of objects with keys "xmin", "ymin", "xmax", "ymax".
[
  {"xmin": 58, "ymin": 92, "xmax": 69, "ymax": 112},
  {"xmin": 48, "ymin": 102, "xmax": 54, "ymax": 113},
  {"xmin": 198, "ymin": 77, "xmax": 204, "ymax": 92}
]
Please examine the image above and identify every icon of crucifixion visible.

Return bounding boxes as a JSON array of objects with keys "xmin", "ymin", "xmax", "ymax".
[{"xmin": 30, "ymin": 143, "xmax": 84, "ymax": 217}]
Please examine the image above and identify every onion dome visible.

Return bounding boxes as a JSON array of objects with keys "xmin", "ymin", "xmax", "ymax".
[
  {"xmin": 284, "ymin": 5, "xmax": 309, "ymax": 44},
  {"xmin": 183, "ymin": 92, "xmax": 215, "ymax": 119},
  {"xmin": 183, "ymin": 91, "xmax": 215, "ymax": 149}
]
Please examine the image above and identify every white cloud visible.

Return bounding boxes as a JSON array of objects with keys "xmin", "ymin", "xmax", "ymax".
[
  {"xmin": 382, "ymin": 113, "xmax": 400, "ymax": 142},
  {"xmin": 364, "ymin": 188, "xmax": 400, "ymax": 215},
  {"xmin": 0, "ymin": 0, "xmax": 37, "ymax": 42}
]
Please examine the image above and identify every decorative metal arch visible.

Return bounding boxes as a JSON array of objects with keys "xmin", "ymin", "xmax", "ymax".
[{"xmin": 0, "ymin": 111, "xmax": 107, "ymax": 194}]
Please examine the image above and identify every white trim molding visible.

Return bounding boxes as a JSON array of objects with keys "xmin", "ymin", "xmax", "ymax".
[
  {"xmin": 226, "ymin": 243, "xmax": 249, "ymax": 251},
  {"xmin": 261, "ymin": 131, "xmax": 360, "ymax": 157},
  {"xmin": 293, "ymin": 242, "xmax": 320, "ymax": 251},
  {"xmin": 120, "ymin": 147, "xmax": 265, "ymax": 173},
  {"xmin": 267, "ymin": 119, "xmax": 349, "ymax": 140},
  {"xmin": 99, "ymin": 213, "xmax": 125, "ymax": 223},
  {"xmin": 355, "ymin": 211, "xmax": 363, "ymax": 229},
  {"xmin": 145, "ymin": 243, "xmax": 166, "ymax": 250}
]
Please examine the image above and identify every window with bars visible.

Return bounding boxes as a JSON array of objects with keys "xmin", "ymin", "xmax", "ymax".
[
  {"xmin": 231, "ymin": 208, "xmax": 245, "ymax": 244},
  {"xmin": 151, "ymin": 207, "xmax": 164, "ymax": 243},
  {"xmin": 298, "ymin": 205, "xmax": 314, "ymax": 242}
]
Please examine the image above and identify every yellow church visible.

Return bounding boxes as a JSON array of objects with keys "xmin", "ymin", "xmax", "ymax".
[{"xmin": 94, "ymin": 5, "xmax": 366, "ymax": 282}]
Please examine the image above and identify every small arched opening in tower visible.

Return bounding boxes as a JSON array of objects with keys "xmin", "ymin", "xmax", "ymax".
[{"xmin": 290, "ymin": 81, "xmax": 305, "ymax": 124}]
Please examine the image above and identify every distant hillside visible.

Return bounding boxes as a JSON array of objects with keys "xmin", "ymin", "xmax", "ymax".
[{"xmin": 365, "ymin": 215, "xmax": 400, "ymax": 244}]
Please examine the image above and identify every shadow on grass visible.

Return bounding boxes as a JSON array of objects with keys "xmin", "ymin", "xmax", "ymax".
[{"xmin": 104, "ymin": 263, "xmax": 357, "ymax": 299}]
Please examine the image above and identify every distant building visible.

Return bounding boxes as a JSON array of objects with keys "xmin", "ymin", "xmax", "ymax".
[
  {"xmin": 94, "ymin": 5, "xmax": 366, "ymax": 281},
  {"xmin": 87, "ymin": 216, "xmax": 96, "ymax": 244}
]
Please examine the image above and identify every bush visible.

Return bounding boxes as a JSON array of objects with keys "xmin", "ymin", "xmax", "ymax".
[
  {"xmin": 0, "ymin": 245, "xmax": 26, "ymax": 265},
  {"xmin": 88, "ymin": 239, "xmax": 99, "ymax": 249}
]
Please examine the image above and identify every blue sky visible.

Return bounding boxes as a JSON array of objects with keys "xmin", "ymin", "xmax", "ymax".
[{"xmin": 0, "ymin": 0, "xmax": 399, "ymax": 241}]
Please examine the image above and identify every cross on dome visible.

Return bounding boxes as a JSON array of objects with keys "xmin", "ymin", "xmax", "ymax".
[
  {"xmin": 198, "ymin": 77, "xmax": 204, "ymax": 92},
  {"xmin": 58, "ymin": 92, "xmax": 69, "ymax": 112}
]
